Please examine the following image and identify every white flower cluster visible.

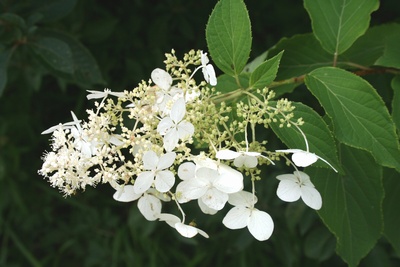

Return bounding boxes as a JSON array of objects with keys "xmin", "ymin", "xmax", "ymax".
[{"xmin": 39, "ymin": 50, "xmax": 336, "ymax": 241}]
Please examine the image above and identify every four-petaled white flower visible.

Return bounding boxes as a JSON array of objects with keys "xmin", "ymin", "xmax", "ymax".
[
  {"xmin": 157, "ymin": 98, "xmax": 194, "ymax": 152},
  {"xmin": 158, "ymin": 213, "xmax": 209, "ymax": 238},
  {"xmin": 223, "ymin": 191, "xmax": 274, "ymax": 241},
  {"xmin": 133, "ymin": 150, "xmax": 176, "ymax": 194},
  {"xmin": 176, "ymin": 163, "xmax": 243, "ymax": 211},
  {"xmin": 276, "ymin": 171, "xmax": 322, "ymax": 210},
  {"xmin": 276, "ymin": 148, "xmax": 337, "ymax": 172},
  {"xmin": 86, "ymin": 88, "xmax": 126, "ymax": 100},
  {"xmin": 200, "ymin": 51, "xmax": 217, "ymax": 86}
]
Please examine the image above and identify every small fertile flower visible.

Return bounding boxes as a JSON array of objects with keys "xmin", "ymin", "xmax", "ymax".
[
  {"xmin": 276, "ymin": 149, "xmax": 337, "ymax": 172},
  {"xmin": 158, "ymin": 213, "xmax": 209, "ymax": 238},
  {"xmin": 176, "ymin": 164, "xmax": 243, "ymax": 211},
  {"xmin": 86, "ymin": 88, "xmax": 125, "ymax": 100},
  {"xmin": 222, "ymin": 191, "xmax": 274, "ymax": 241},
  {"xmin": 200, "ymin": 51, "xmax": 217, "ymax": 86},
  {"xmin": 157, "ymin": 98, "xmax": 194, "ymax": 152},
  {"xmin": 276, "ymin": 171, "xmax": 322, "ymax": 210},
  {"xmin": 133, "ymin": 150, "xmax": 176, "ymax": 194}
]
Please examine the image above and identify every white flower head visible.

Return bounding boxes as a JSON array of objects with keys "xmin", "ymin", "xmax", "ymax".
[
  {"xmin": 222, "ymin": 191, "xmax": 274, "ymax": 241},
  {"xmin": 276, "ymin": 171, "xmax": 322, "ymax": 210},
  {"xmin": 200, "ymin": 51, "xmax": 217, "ymax": 86},
  {"xmin": 276, "ymin": 148, "xmax": 337, "ymax": 172},
  {"xmin": 133, "ymin": 150, "xmax": 176, "ymax": 194},
  {"xmin": 158, "ymin": 213, "xmax": 209, "ymax": 238},
  {"xmin": 157, "ymin": 98, "xmax": 194, "ymax": 152}
]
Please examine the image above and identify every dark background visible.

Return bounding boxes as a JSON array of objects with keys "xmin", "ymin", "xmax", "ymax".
[{"xmin": 0, "ymin": 0, "xmax": 399, "ymax": 266}]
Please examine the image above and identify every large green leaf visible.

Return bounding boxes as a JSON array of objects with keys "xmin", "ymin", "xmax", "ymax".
[
  {"xmin": 375, "ymin": 33, "xmax": 400, "ymax": 69},
  {"xmin": 206, "ymin": 0, "xmax": 251, "ymax": 77},
  {"xmin": 36, "ymin": 30, "xmax": 105, "ymax": 87},
  {"xmin": 305, "ymin": 67, "xmax": 400, "ymax": 171},
  {"xmin": 382, "ymin": 168, "xmax": 400, "ymax": 256},
  {"xmin": 31, "ymin": 37, "xmax": 74, "ymax": 74},
  {"xmin": 270, "ymin": 102, "xmax": 341, "ymax": 172},
  {"xmin": 268, "ymin": 34, "xmax": 334, "ymax": 80},
  {"xmin": 0, "ymin": 48, "xmax": 13, "ymax": 96},
  {"xmin": 309, "ymin": 145, "xmax": 384, "ymax": 267},
  {"xmin": 304, "ymin": 0, "xmax": 379, "ymax": 55},
  {"xmin": 249, "ymin": 51, "xmax": 283, "ymax": 89}
]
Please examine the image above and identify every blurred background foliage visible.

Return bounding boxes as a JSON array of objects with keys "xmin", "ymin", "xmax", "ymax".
[{"xmin": 0, "ymin": 0, "xmax": 399, "ymax": 266}]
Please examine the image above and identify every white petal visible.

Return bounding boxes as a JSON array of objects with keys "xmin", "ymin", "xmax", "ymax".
[
  {"xmin": 157, "ymin": 117, "xmax": 174, "ymax": 136},
  {"xmin": 158, "ymin": 213, "xmax": 180, "ymax": 227},
  {"xmin": 170, "ymin": 98, "xmax": 186, "ymax": 123},
  {"xmin": 133, "ymin": 171, "xmax": 154, "ymax": 194},
  {"xmin": 155, "ymin": 170, "xmax": 175, "ymax": 192},
  {"xmin": 138, "ymin": 194, "xmax": 162, "ymax": 221},
  {"xmin": 198, "ymin": 198, "xmax": 218, "ymax": 215},
  {"xmin": 214, "ymin": 165, "xmax": 244, "ymax": 193},
  {"xmin": 201, "ymin": 188, "xmax": 228, "ymax": 210},
  {"xmin": 294, "ymin": 171, "xmax": 313, "ymax": 186},
  {"xmin": 204, "ymin": 64, "xmax": 217, "ymax": 86},
  {"xmin": 147, "ymin": 188, "xmax": 171, "ymax": 202},
  {"xmin": 113, "ymin": 185, "xmax": 141, "ymax": 202},
  {"xmin": 157, "ymin": 152, "xmax": 176, "ymax": 170},
  {"xmin": 216, "ymin": 149, "xmax": 241, "ymax": 160},
  {"xmin": 177, "ymin": 121, "xmax": 194, "ymax": 140},
  {"xmin": 175, "ymin": 179, "xmax": 208, "ymax": 203},
  {"xmin": 195, "ymin": 167, "xmax": 219, "ymax": 183},
  {"xmin": 175, "ymin": 223, "xmax": 199, "ymax": 238},
  {"xmin": 276, "ymin": 149, "xmax": 304, "ymax": 154},
  {"xmin": 292, "ymin": 152, "xmax": 318, "ymax": 167},
  {"xmin": 222, "ymin": 206, "xmax": 250, "ymax": 229},
  {"xmin": 201, "ymin": 51, "xmax": 209, "ymax": 66},
  {"xmin": 142, "ymin": 150, "xmax": 159, "ymax": 170},
  {"xmin": 151, "ymin": 68, "xmax": 172, "ymax": 91},
  {"xmin": 248, "ymin": 209, "xmax": 274, "ymax": 241},
  {"xmin": 228, "ymin": 191, "xmax": 257, "ymax": 207},
  {"xmin": 178, "ymin": 162, "xmax": 196, "ymax": 180},
  {"xmin": 163, "ymin": 129, "xmax": 179, "ymax": 152},
  {"xmin": 276, "ymin": 173, "xmax": 298, "ymax": 182},
  {"xmin": 276, "ymin": 179, "xmax": 301, "ymax": 202},
  {"xmin": 301, "ymin": 186, "xmax": 322, "ymax": 210},
  {"xmin": 86, "ymin": 90, "xmax": 106, "ymax": 100}
]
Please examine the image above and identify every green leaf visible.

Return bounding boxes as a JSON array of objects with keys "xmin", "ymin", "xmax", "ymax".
[
  {"xmin": 31, "ymin": 37, "xmax": 74, "ymax": 74},
  {"xmin": 304, "ymin": 0, "xmax": 379, "ymax": 55},
  {"xmin": 270, "ymin": 102, "xmax": 341, "ymax": 172},
  {"xmin": 375, "ymin": 33, "xmax": 400, "ymax": 69},
  {"xmin": 0, "ymin": 48, "xmax": 13, "ymax": 96},
  {"xmin": 268, "ymin": 34, "xmax": 334, "ymax": 80},
  {"xmin": 392, "ymin": 76, "xmax": 400, "ymax": 131},
  {"xmin": 340, "ymin": 24, "xmax": 400, "ymax": 67},
  {"xmin": 309, "ymin": 145, "xmax": 384, "ymax": 267},
  {"xmin": 305, "ymin": 67, "xmax": 400, "ymax": 171},
  {"xmin": 206, "ymin": 0, "xmax": 251, "ymax": 76},
  {"xmin": 249, "ymin": 51, "xmax": 283, "ymax": 89},
  {"xmin": 36, "ymin": 30, "xmax": 105, "ymax": 86},
  {"xmin": 382, "ymin": 168, "xmax": 400, "ymax": 256}
]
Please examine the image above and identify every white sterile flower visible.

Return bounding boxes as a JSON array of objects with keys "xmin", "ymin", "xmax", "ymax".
[
  {"xmin": 157, "ymin": 98, "xmax": 194, "ymax": 152},
  {"xmin": 222, "ymin": 191, "xmax": 274, "ymax": 241},
  {"xmin": 133, "ymin": 150, "xmax": 176, "ymax": 194},
  {"xmin": 216, "ymin": 149, "xmax": 261, "ymax": 168},
  {"xmin": 276, "ymin": 148, "xmax": 337, "ymax": 172},
  {"xmin": 276, "ymin": 171, "xmax": 322, "ymax": 210},
  {"xmin": 158, "ymin": 213, "xmax": 209, "ymax": 238},
  {"xmin": 86, "ymin": 88, "xmax": 125, "ymax": 100},
  {"xmin": 200, "ymin": 51, "xmax": 217, "ymax": 86},
  {"xmin": 176, "ymin": 164, "xmax": 243, "ymax": 211}
]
